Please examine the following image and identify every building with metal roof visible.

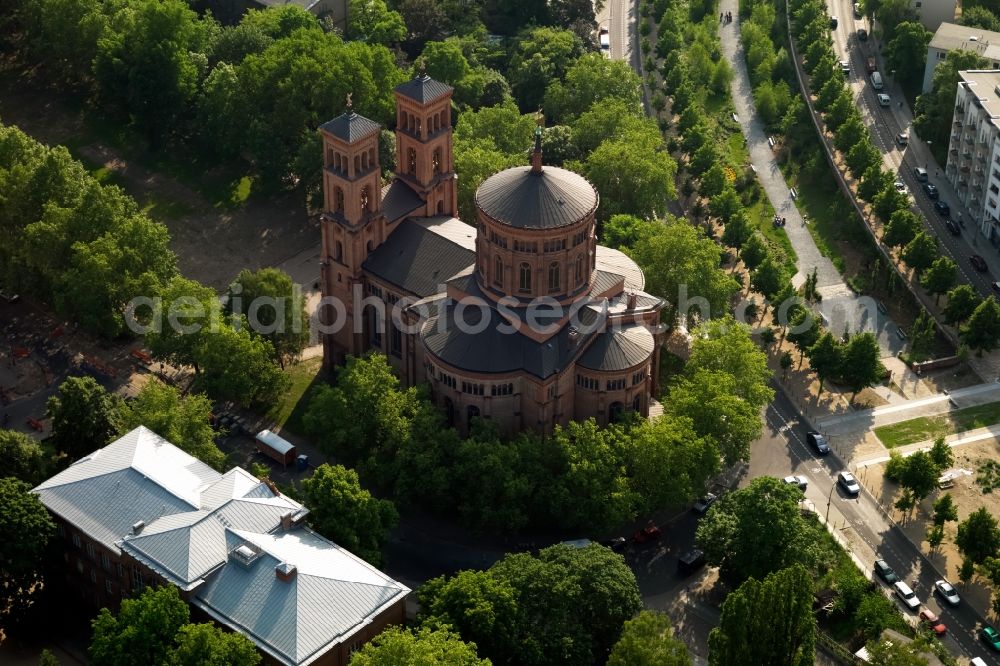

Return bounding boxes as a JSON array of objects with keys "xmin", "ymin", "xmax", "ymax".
[
  {"xmin": 317, "ymin": 73, "xmax": 664, "ymax": 434},
  {"xmin": 922, "ymin": 22, "xmax": 1000, "ymax": 92},
  {"xmin": 33, "ymin": 427, "xmax": 410, "ymax": 666}
]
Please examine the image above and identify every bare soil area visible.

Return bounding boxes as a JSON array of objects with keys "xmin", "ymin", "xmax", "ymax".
[{"xmin": 0, "ymin": 68, "xmax": 317, "ymax": 290}]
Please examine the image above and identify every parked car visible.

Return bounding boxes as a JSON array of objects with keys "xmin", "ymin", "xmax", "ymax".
[
  {"xmin": 838, "ymin": 471, "xmax": 861, "ymax": 495},
  {"xmin": 923, "ymin": 182, "xmax": 938, "ymax": 198},
  {"xmin": 858, "ymin": 28, "xmax": 868, "ymax": 41},
  {"xmin": 945, "ymin": 219, "xmax": 961, "ymax": 236},
  {"xmin": 893, "ymin": 180, "xmax": 907, "ymax": 194},
  {"xmin": 896, "ymin": 131, "xmax": 908, "ymax": 146},
  {"xmin": 919, "ymin": 609, "xmax": 947, "ymax": 635},
  {"xmin": 783, "ymin": 475, "xmax": 808, "ymax": 490},
  {"xmin": 830, "ymin": 15, "xmax": 838, "ymax": 28},
  {"xmin": 893, "ymin": 581, "xmax": 921, "ymax": 611},
  {"xmin": 934, "ymin": 200, "xmax": 950, "ymax": 216},
  {"xmin": 866, "ymin": 56, "xmax": 876, "ymax": 72},
  {"xmin": 806, "ymin": 431, "xmax": 830, "ymax": 454},
  {"xmin": 600, "ymin": 537, "xmax": 627, "ymax": 552},
  {"xmin": 877, "ymin": 93, "xmax": 891, "ymax": 107},
  {"xmin": 971, "ymin": 254, "xmax": 989, "ymax": 272},
  {"xmin": 840, "ymin": 60, "xmax": 851, "ymax": 75},
  {"xmin": 678, "ymin": 548, "xmax": 706, "ymax": 576},
  {"xmin": 981, "ymin": 625, "xmax": 1000, "ymax": 651},
  {"xmin": 934, "ymin": 579, "xmax": 960, "ymax": 606},
  {"xmin": 914, "ymin": 166, "xmax": 928, "ymax": 182},
  {"xmin": 633, "ymin": 525, "xmax": 662, "ymax": 544},
  {"xmin": 873, "ymin": 559, "xmax": 899, "ymax": 584},
  {"xmin": 692, "ymin": 493, "xmax": 718, "ymax": 515}
]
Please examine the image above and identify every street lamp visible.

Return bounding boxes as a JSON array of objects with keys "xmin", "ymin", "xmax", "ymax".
[
  {"xmin": 825, "ymin": 481, "xmax": 836, "ymax": 525},
  {"xmin": 926, "ymin": 140, "xmax": 931, "ymax": 171}
]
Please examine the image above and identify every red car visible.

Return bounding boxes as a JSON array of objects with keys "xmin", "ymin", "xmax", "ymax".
[
  {"xmin": 919, "ymin": 609, "xmax": 946, "ymax": 635},
  {"xmin": 633, "ymin": 525, "xmax": 662, "ymax": 544}
]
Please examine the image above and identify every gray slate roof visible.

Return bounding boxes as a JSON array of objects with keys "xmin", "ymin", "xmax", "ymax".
[
  {"xmin": 394, "ymin": 74, "xmax": 452, "ymax": 104},
  {"xmin": 577, "ymin": 324, "xmax": 656, "ymax": 372},
  {"xmin": 381, "ymin": 179, "xmax": 425, "ymax": 223},
  {"xmin": 363, "ymin": 217, "xmax": 475, "ymax": 297},
  {"xmin": 318, "ymin": 112, "xmax": 380, "ymax": 143},
  {"xmin": 476, "ymin": 166, "xmax": 598, "ymax": 229}
]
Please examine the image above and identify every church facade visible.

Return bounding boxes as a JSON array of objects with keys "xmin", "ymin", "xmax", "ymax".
[{"xmin": 317, "ymin": 73, "xmax": 664, "ymax": 435}]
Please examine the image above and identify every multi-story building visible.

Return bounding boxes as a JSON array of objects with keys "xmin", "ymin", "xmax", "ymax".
[
  {"xmin": 317, "ymin": 71, "xmax": 665, "ymax": 435},
  {"xmin": 922, "ymin": 23, "xmax": 1000, "ymax": 93},
  {"xmin": 909, "ymin": 0, "xmax": 957, "ymax": 35},
  {"xmin": 33, "ymin": 427, "xmax": 410, "ymax": 666},
  {"xmin": 944, "ymin": 70, "xmax": 1000, "ymax": 239}
]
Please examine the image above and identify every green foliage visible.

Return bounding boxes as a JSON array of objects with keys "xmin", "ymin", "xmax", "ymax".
[
  {"xmin": 886, "ymin": 22, "xmax": 931, "ymax": 93},
  {"xmin": 840, "ymin": 332, "xmax": 885, "ymax": 398},
  {"xmin": 928, "ymin": 437, "xmax": 953, "ymax": 472},
  {"xmin": 300, "ymin": 463, "xmax": 398, "ymax": 566},
  {"xmin": 901, "ymin": 232, "xmax": 938, "ymax": 274},
  {"xmin": 943, "ymin": 284, "xmax": 981, "ymax": 326},
  {"xmin": 709, "ymin": 565, "xmax": 815, "ymax": 666},
  {"xmin": 962, "ymin": 296, "xmax": 1000, "ymax": 355},
  {"xmin": 508, "ymin": 27, "xmax": 585, "ymax": 111},
  {"xmin": 0, "ymin": 477, "xmax": 56, "ymax": 626},
  {"xmin": 806, "ymin": 330, "xmax": 842, "ymax": 392},
  {"xmin": 47, "ymin": 376, "xmax": 122, "ymax": 461},
  {"xmin": 225, "ymin": 267, "xmax": 309, "ymax": 367},
  {"xmin": 751, "ymin": 255, "xmax": 788, "ymax": 300},
  {"xmin": 722, "ymin": 209, "xmax": 753, "ymax": 252},
  {"xmin": 908, "ymin": 310, "xmax": 936, "ymax": 363},
  {"xmin": 349, "ymin": 626, "xmax": 490, "ymax": 665},
  {"xmin": 854, "ymin": 592, "xmax": 900, "ymax": 641},
  {"xmin": 956, "ymin": 507, "xmax": 1000, "ymax": 564},
  {"xmin": 688, "ymin": 317, "xmax": 775, "ymax": 410},
  {"xmin": 914, "ymin": 50, "xmax": 990, "ymax": 163},
  {"xmin": 607, "ymin": 611, "xmax": 692, "ymax": 666},
  {"xmin": 89, "ymin": 586, "xmax": 190, "ymax": 666},
  {"xmin": 0, "ymin": 429, "xmax": 49, "ymax": 485},
  {"xmin": 960, "ymin": 6, "xmax": 1000, "ymax": 31},
  {"xmin": 118, "ymin": 380, "xmax": 225, "ymax": 470},
  {"xmin": 347, "ymin": 0, "xmax": 406, "ymax": 44},
  {"xmin": 168, "ymin": 623, "xmax": 261, "ymax": 666},
  {"xmin": 543, "ymin": 53, "xmax": 643, "ymax": 123},
  {"xmin": 865, "ymin": 635, "xmax": 935, "ymax": 665},
  {"xmin": 455, "ymin": 100, "xmax": 536, "ymax": 155},
  {"xmin": 882, "ymin": 209, "xmax": 921, "ymax": 248},
  {"xmin": 932, "ymin": 493, "xmax": 958, "ymax": 526},
  {"xmin": 584, "ymin": 131, "xmax": 677, "ymax": 221},
  {"xmin": 454, "ymin": 137, "xmax": 523, "ymax": 223},
  {"xmin": 602, "ymin": 214, "xmax": 654, "ymax": 250}
]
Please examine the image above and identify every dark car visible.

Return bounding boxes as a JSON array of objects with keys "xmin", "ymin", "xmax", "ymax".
[
  {"xmin": 806, "ymin": 430, "xmax": 830, "ymax": 455},
  {"xmin": 600, "ymin": 537, "xmax": 627, "ymax": 553},
  {"xmin": 873, "ymin": 559, "xmax": 899, "ymax": 584},
  {"xmin": 692, "ymin": 493, "xmax": 718, "ymax": 515},
  {"xmin": 945, "ymin": 219, "xmax": 960, "ymax": 236},
  {"xmin": 971, "ymin": 254, "xmax": 989, "ymax": 272},
  {"xmin": 678, "ymin": 548, "xmax": 706, "ymax": 576},
  {"xmin": 923, "ymin": 183, "xmax": 938, "ymax": 199},
  {"xmin": 934, "ymin": 200, "xmax": 950, "ymax": 216},
  {"xmin": 830, "ymin": 15, "xmax": 838, "ymax": 28},
  {"xmin": 857, "ymin": 27, "xmax": 868, "ymax": 41}
]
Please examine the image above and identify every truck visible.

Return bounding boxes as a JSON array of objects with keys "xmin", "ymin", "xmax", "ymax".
[
  {"xmin": 255, "ymin": 429, "xmax": 296, "ymax": 467},
  {"xmin": 599, "ymin": 27, "xmax": 610, "ymax": 51}
]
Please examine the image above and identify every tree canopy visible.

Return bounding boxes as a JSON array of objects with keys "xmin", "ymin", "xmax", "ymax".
[
  {"xmin": 47, "ymin": 376, "xmax": 122, "ymax": 461},
  {"xmin": 349, "ymin": 626, "xmax": 490, "ymax": 665},
  {"xmin": 0, "ymin": 429, "xmax": 49, "ymax": 485},
  {"xmin": 0, "ymin": 477, "xmax": 56, "ymax": 626},
  {"xmin": 607, "ymin": 611, "xmax": 692, "ymax": 666}
]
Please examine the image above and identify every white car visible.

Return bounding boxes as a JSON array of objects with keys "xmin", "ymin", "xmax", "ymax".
[
  {"xmin": 893, "ymin": 181, "xmax": 907, "ymax": 194},
  {"xmin": 838, "ymin": 471, "xmax": 861, "ymax": 495},
  {"xmin": 783, "ymin": 475, "xmax": 808, "ymax": 490},
  {"xmin": 877, "ymin": 93, "xmax": 891, "ymax": 107},
  {"xmin": 840, "ymin": 60, "xmax": 850, "ymax": 75},
  {"xmin": 934, "ymin": 579, "xmax": 960, "ymax": 606},
  {"xmin": 894, "ymin": 581, "xmax": 921, "ymax": 610}
]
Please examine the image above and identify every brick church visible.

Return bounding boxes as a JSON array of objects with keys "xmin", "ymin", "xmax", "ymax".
[{"xmin": 317, "ymin": 72, "xmax": 664, "ymax": 434}]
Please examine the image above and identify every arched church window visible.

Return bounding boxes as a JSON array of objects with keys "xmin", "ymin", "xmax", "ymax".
[
  {"xmin": 407, "ymin": 148, "xmax": 417, "ymax": 175},
  {"xmin": 548, "ymin": 263, "xmax": 560, "ymax": 292},
  {"xmin": 519, "ymin": 263, "xmax": 531, "ymax": 292},
  {"xmin": 493, "ymin": 255, "xmax": 503, "ymax": 286},
  {"xmin": 334, "ymin": 187, "xmax": 345, "ymax": 213},
  {"xmin": 432, "ymin": 148, "xmax": 441, "ymax": 175}
]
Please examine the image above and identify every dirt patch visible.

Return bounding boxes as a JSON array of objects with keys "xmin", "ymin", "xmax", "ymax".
[{"xmin": 0, "ymin": 69, "xmax": 318, "ymax": 291}]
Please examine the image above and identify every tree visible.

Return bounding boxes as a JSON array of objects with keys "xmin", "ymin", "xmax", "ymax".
[
  {"xmin": 118, "ymin": 380, "xmax": 224, "ymax": 470},
  {"xmin": 47, "ymin": 376, "xmax": 121, "ymax": 461},
  {"xmin": 225, "ymin": 267, "xmax": 309, "ymax": 367},
  {"xmin": 687, "ymin": 317, "xmax": 774, "ymax": 410},
  {"xmin": 901, "ymin": 232, "xmax": 937, "ymax": 274},
  {"xmin": 876, "ymin": 0, "xmax": 918, "ymax": 41},
  {"xmin": 847, "ymin": 140, "xmax": 882, "ymax": 181},
  {"xmin": 349, "ymin": 627, "xmax": 490, "ymax": 665},
  {"xmin": 454, "ymin": 138, "xmax": 522, "ymax": 223},
  {"xmin": 751, "ymin": 255, "xmax": 788, "ymax": 302},
  {"xmin": 709, "ymin": 188, "xmax": 743, "ymax": 225},
  {"xmin": 700, "ymin": 164, "xmax": 728, "ymax": 199},
  {"xmin": 833, "ymin": 114, "xmax": 865, "ymax": 154},
  {"xmin": 722, "ymin": 209, "xmax": 753, "ymax": 254},
  {"xmin": 960, "ymin": 5, "xmax": 1000, "ymax": 31},
  {"xmin": 926, "ymin": 523, "xmax": 945, "ymax": 551},
  {"xmin": 825, "ymin": 89, "xmax": 854, "ymax": 131},
  {"xmin": 886, "ymin": 22, "xmax": 931, "ymax": 92},
  {"xmin": 603, "ymin": 214, "xmax": 653, "ymax": 249},
  {"xmin": 508, "ymin": 27, "xmax": 584, "ymax": 111},
  {"xmin": 89, "ymin": 586, "xmax": 190, "ymax": 666},
  {"xmin": 543, "ymin": 53, "xmax": 642, "ymax": 123},
  {"xmin": 932, "ymin": 493, "xmax": 958, "ymax": 526},
  {"xmin": 608, "ymin": 611, "xmax": 692, "ymax": 666},
  {"xmin": 169, "ymin": 623, "xmax": 261, "ymax": 666},
  {"xmin": 920, "ymin": 256, "xmax": 956, "ymax": 302},
  {"xmin": 872, "ymin": 180, "xmax": 909, "ymax": 221},
  {"xmin": 455, "ymin": 100, "xmax": 536, "ymax": 155},
  {"xmin": 0, "ymin": 429, "xmax": 48, "ymax": 485},
  {"xmin": 780, "ymin": 351, "xmax": 794, "ymax": 379},
  {"xmin": 960, "ymin": 557, "xmax": 976, "ymax": 584},
  {"xmin": 787, "ymin": 308, "xmax": 821, "ymax": 357},
  {"xmin": 882, "ymin": 209, "xmax": 921, "ymax": 248},
  {"xmin": 840, "ymin": 332, "xmax": 885, "ymax": 400},
  {"xmin": 696, "ymin": 477, "xmax": 834, "ymax": 585},
  {"xmin": 854, "ymin": 592, "xmax": 897, "ymax": 640},
  {"xmin": 584, "ymin": 131, "xmax": 676, "ymax": 221},
  {"xmin": 928, "ymin": 436, "xmax": 953, "ymax": 472},
  {"xmin": 807, "ymin": 331, "xmax": 843, "ymax": 393},
  {"xmin": 908, "ymin": 309, "xmax": 936, "ymax": 363},
  {"xmin": 741, "ymin": 232, "xmax": 768, "ymax": 271},
  {"xmin": 39, "ymin": 649, "xmax": 61, "ymax": 666},
  {"xmin": 194, "ymin": 316, "xmax": 288, "ymax": 406},
  {"xmin": 865, "ymin": 636, "xmax": 934, "ymax": 665},
  {"xmin": 956, "ymin": 507, "xmax": 1000, "ymax": 564},
  {"xmin": 709, "ymin": 565, "xmax": 815, "ymax": 666},
  {"xmin": 943, "ymin": 284, "xmax": 981, "ymax": 325},
  {"xmin": 145, "ymin": 276, "xmax": 220, "ymax": 372},
  {"xmin": 300, "ymin": 463, "xmax": 397, "ymax": 566},
  {"xmin": 859, "ymin": 166, "xmax": 895, "ymax": 203},
  {"xmin": 572, "ymin": 99, "xmax": 651, "ymax": 156},
  {"xmin": 631, "ymin": 221, "xmax": 740, "ymax": 324},
  {"xmin": 0, "ymin": 477, "xmax": 56, "ymax": 625},
  {"xmin": 962, "ymin": 296, "xmax": 1000, "ymax": 355},
  {"xmin": 899, "ymin": 451, "xmax": 940, "ymax": 501},
  {"xmin": 347, "ymin": 0, "xmax": 406, "ymax": 44}
]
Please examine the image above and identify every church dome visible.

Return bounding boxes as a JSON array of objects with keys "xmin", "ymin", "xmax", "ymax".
[{"xmin": 475, "ymin": 165, "xmax": 598, "ymax": 230}]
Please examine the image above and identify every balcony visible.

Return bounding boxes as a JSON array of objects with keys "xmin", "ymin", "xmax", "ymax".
[
  {"xmin": 955, "ymin": 120, "xmax": 964, "ymax": 126},
  {"xmin": 966, "ymin": 135, "xmax": 975, "ymax": 144},
  {"xmin": 961, "ymin": 165, "xmax": 971, "ymax": 173}
]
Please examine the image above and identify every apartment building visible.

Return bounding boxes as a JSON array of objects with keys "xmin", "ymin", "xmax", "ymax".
[
  {"xmin": 945, "ymin": 70, "xmax": 1000, "ymax": 239},
  {"xmin": 922, "ymin": 23, "xmax": 1000, "ymax": 93}
]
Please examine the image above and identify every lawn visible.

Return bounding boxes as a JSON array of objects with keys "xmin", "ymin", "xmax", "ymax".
[
  {"xmin": 874, "ymin": 400, "xmax": 1000, "ymax": 448},
  {"xmin": 266, "ymin": 356, "xmax": 325, "ymax": 435}
]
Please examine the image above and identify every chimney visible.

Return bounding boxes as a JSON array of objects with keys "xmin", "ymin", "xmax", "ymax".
[
  {"xmin": 627, "ymin": 292, "xmax": 637, "ymax": 310},
  {"xmin": 275, "ymin": 562, "xmax": 297, "ymax": 582},
  {"xmin": 280, "ymin": 511, "xmax": 293, "ymax": 531},
  {"xmin": 131, "ymin": 520, "xmax": 145, "ymax": 535},
  {"xmin": 263, "ymin": 478, "xmax": 279, "ymax": 497}
]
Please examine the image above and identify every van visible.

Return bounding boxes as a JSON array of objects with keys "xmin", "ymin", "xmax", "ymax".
[
  {"xmin": 678, "ymin": 548, "xmax": 706, "ymax": 576},
  {"xmin": 871, "ymin": 71, "xmax": 884, "ymax": 90},
  {"xmin": 971, "ymin": 658, "xmax": 987, "ymax": 666},
  {"xmin": 866, "ymin": 57, "xmax": 877, "ymax": 73}
]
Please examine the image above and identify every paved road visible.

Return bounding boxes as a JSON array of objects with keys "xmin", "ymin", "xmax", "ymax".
[
  {"xmin": 760, "ymin": 386, "xmax": 1000, "ymax": 664},
  {"xmin": 827, "ymin": 2, "xmax": 1000, "ymax": 297}
]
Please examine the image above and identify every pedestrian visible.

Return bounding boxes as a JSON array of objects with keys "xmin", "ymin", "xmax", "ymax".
[{"xmin": 720, "ymin": 11, "xmax": 724, "ymax": 21}]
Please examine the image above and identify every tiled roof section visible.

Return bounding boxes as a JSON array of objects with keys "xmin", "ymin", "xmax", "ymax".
[
  {"xmin": 33, "ymin": 426, "xmax": 221, "ymax": 550},
  {"xmin": 193, "ymin": 529, "xmax": 409, "ymax": 666},
  {"xmin": 381, "ymin": 180, "xmax": 425, "ymax": 223},
  {"xmin": 590, "ymin": 269, "xmax": 624, "ymax": 297},
  {"xmin": 394, "ymin": 74, "xmax": 452, "ymax": 104},
  {"xmin": 476, "ymin": 165, "xmax": 598, "ymax": 229},
  {"xmin": 318, "ymin": 111, "xmax": 380, "ymax": 143},
  {"xmin": 363, "ymin": 217, "xmax": 475, "ymax": 298},
  {"xmin": 577, "ymin": 324, "xmax": 656, "ymax": 372},
  {"xmin": 595, "ymin": 245, "xmax": 645, "ymax": 291}
]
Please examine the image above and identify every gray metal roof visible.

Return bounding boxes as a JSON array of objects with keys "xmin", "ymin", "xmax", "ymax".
[
  {"xmin": 363, "ymin": 217, "xmax": 475, "ymax": 297},
  {"xmin": 193, "ymin": 529, "xmax": 409, "ymax": 666},
  {"xmin": 381, "ymin": 180, "xmax": 425, "ymax": 223},
  {"xmin": 394, "ymin": 74, "xmax": 452, "ymax": 104},
  {"xmin": 476, "ymin": 166, "xmax": 598, "ymax": 229},
  {"xmin": 318, "ymin": 112, "xmax": 380, "ymax": 144},
  {"xmin": 577, "ymin": 324, "xmax": 656, "ymax": 372},
  {"xmin": 595, "ymin": 245, "xmax": 645, "ymax": 291}
]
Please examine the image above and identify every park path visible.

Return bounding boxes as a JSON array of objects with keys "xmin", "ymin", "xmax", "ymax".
[{"xmin": 718, "ymin": 0, "xmax": 843, "ymax": 290}]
